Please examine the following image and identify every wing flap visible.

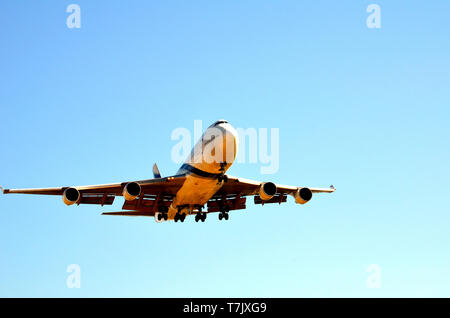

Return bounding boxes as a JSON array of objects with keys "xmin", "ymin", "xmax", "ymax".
[
  {"xmin": 254, "ymin": 193, "xmax": 288, "ymax": 205},
  {"xmin": 79, "ymin": 193, "xmax": 115, "ymax": 205},
  {"xmin": 102, "ymin": 211, "xmax": 155, "ymax": 217},
  {"xmin": 122, "ymin": 193, "xmax": 173, "ymax": 212},
  {"xmin": 206, "ymin": 194, "xmax": 246, "ymax": 212}
]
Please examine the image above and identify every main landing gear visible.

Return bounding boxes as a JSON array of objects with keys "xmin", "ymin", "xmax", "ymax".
[
  {"xmin": 174, "ymin": 206, "xmax": 187, "ymax": 223},
  {"xmin": 218, "ymin": 205, "xmax": 230, "ymax": 221},
  {"xmin": 157, "ymin": 206, "xmax": 169, "ymax": 221},
  {"xmin": 174, "ymin": 212, "xmax": 186, "ymax": 222},
  {"xmin": 194, "ymin": 205, "xmax": 206, "ymax": 222},
  {"xmin": 218, "ymin": 212, "xmax": 229, "ymax": 220},
  {"xmin": 195, "ymin": 213, "xmax": 207, "ymax": 222}
]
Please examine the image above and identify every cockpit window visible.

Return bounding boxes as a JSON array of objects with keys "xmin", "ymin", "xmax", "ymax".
[{"xmin": 211, "ymin": 120, "xmax": 228, "ymax": 127}]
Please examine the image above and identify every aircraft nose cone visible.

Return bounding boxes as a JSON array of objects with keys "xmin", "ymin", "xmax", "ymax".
[{"xmin": 219, "ymin": 122, "xmax": 239, "ymax": 162}]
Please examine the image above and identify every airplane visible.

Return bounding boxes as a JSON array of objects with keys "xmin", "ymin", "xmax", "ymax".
[{"xmin": 0, "ymin": 120, "xmax": 335, "ymax": 223}]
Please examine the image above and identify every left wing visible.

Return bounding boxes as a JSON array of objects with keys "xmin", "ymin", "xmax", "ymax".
[{"xmin": 217, "ymin": 176, "xmax": 335, "ymax": 196}]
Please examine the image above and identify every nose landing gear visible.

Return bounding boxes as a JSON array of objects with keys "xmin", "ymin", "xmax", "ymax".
[
  {"xmin": 217, "ymin": 162, "xmax": 228, "ymax": 184},
  {"xmin": 217, "ymin": 174, "xmax": 228, "ymax": 183}
]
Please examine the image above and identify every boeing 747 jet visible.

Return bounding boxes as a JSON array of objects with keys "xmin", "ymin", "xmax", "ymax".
[{"xmin": 1, "ymin": 120, "xmax": 335, "ymax": 222}]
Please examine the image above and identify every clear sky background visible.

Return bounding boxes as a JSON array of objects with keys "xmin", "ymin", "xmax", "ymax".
[{"xmin": 0, "ymin": 1, "xmax": 449, "ymax": 297}]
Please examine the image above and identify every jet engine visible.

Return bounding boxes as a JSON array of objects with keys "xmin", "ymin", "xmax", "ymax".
[
  {"xmin": 122, "ymin": 182, "xmax": 141, "ymax": 201},
  {"xmin": 63, "ymin": 187, "xmax": 80, "ymax": 206},
  {"xmin": 259, "ymin": 182, "xmax": 277, "ymax": 201},
  {"xmin": 295, "ymin": 187, "xmax": 312, "ymax": 204}
]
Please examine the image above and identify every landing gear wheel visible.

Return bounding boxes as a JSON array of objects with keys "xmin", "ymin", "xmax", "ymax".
[
  {"xmin": 217, "ymin": 173, "xmax": 228, "ymax": 184},
  {"xmin": 175, "ymin": 206, "xmax": 184, "ymax": 223},
  {"xmin": 196, "ymin": 213, "xmax": 206, "ymax": 222},
  {"xmin": 175, "ymin": 212, "xmax": 186, "ymax": 222},
  {"xmin": 158, "ymin": 212, "xmax": 169, "ymax": 221},
  {"xmin": 218, "ymin": 212, "xmax": 229, "ymax": 221}
]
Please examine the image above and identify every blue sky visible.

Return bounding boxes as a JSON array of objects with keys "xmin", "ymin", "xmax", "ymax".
[{"xmin": 0, "ymin": 0, "xmax": 449, "ymax": 297}]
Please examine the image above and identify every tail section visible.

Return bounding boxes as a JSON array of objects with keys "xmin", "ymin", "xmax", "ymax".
[{"xmin": 153, "ymin": 163, "xmax": 162, "ymax": 178}]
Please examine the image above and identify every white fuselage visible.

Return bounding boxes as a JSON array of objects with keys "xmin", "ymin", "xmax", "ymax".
[{"xmin": 166, "ymin": 121, "xmax": 238, "ymax": 219}]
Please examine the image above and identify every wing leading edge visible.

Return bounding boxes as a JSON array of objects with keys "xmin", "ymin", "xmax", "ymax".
[
  {"xmin": 1, "ymin": 176, "xmax": 187, "ymax": 208},
  {"xmin": 216, "ymin": 176, "xmax": 335, "ymax": 196}
]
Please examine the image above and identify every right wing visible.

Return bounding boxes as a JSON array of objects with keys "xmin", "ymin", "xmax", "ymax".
[
  {"xmin": 1, "ymin": 176, "xmax": 186, "ymax": 210},
  {"xmin": 205, "ymin": 176, "xmax": 335, "ymax": 212}
]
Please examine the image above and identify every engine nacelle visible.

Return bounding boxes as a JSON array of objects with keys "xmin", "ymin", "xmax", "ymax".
[
  {"xmin": 123, "ymin": 182, "xmax": 141, "ymax": 201},
  {"xmin": 259, "ymin": 182, "xmax": 277, "ymax": 201},
  {"xmin": 295, "ymin": 187, "xmax": 312, "ymax": 204},
  {"xmin": 63, "ymin": 187, "xmax": 80, "ymax": 206}
]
